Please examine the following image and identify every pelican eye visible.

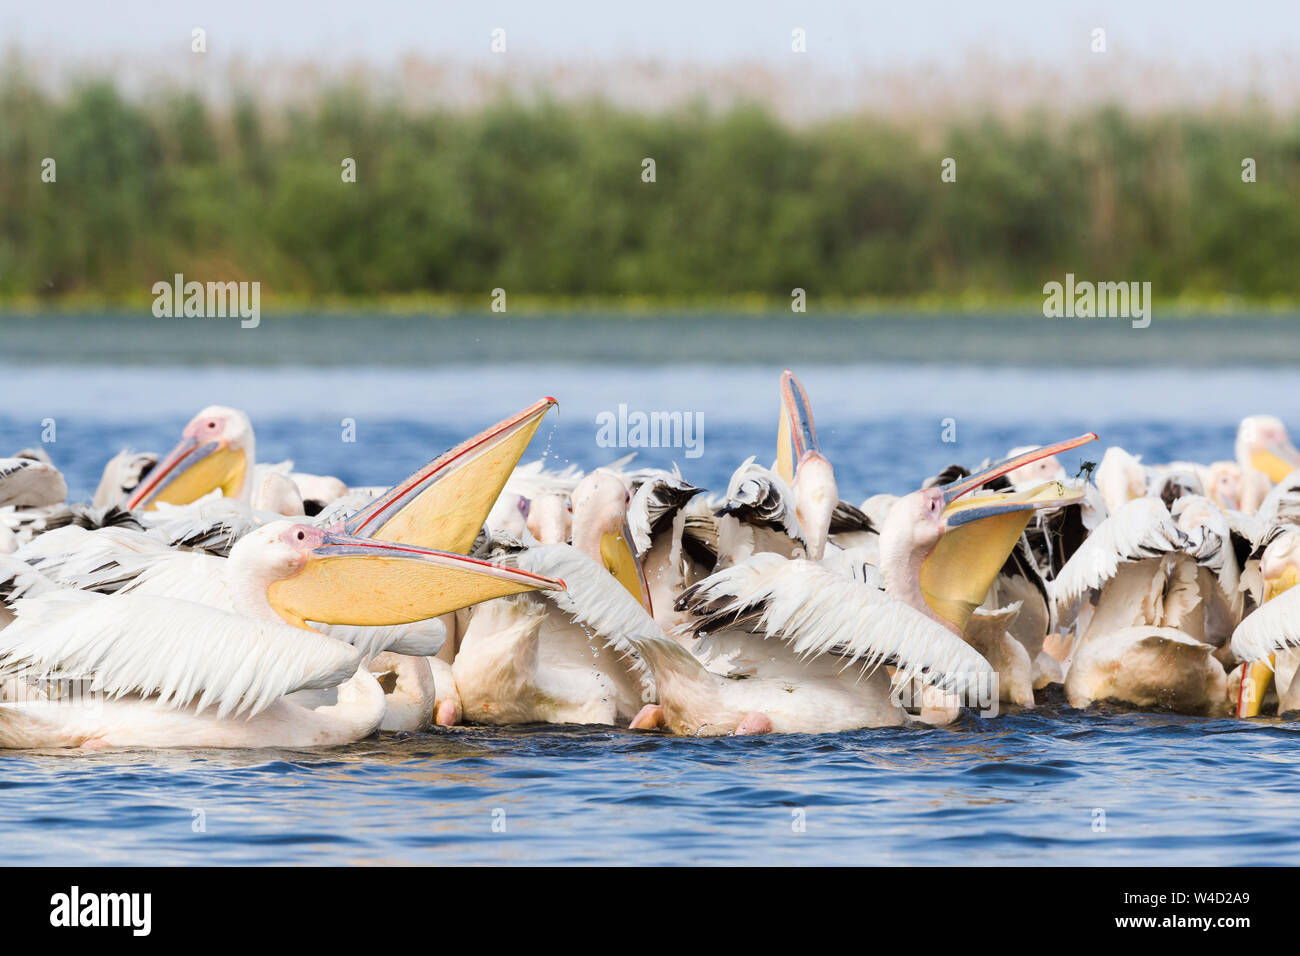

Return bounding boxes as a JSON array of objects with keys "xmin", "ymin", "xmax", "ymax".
[{"xmin": 296, "ymin": 530, "xmax": 306, "ymax": 541}]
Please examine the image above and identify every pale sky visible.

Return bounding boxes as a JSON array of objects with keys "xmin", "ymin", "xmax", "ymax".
[
  {"xmin": 4, "ymin": 0, "xmax": 1296, "ymax": 69},
  {"xmin": 5, "ymin": 1, "xmax": 1296, "ymax": 117}
]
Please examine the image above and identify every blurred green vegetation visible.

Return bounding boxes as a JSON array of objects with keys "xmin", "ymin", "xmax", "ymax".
[{"xmin": 2, "ymin": 69, "xmax": 1299, "ymax": 308}]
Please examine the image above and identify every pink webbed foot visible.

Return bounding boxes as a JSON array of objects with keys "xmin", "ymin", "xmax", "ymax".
[
  {"xmin": 434, "ymin": 700, "xmax": 461, "ymax": 727},
  {"xmin": 734, "ymin": 712, "xmax": 774, "ymax": 735},
  {"xmin": 629, "ymin": 704, "xmax": 666, "ymax": 730}
]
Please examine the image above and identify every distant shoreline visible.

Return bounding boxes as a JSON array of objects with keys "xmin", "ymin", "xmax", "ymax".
[
  {"xmin": 2, "ymin": 299, "xmax": 1298, "ymax": 319},
  {"xmin": 3, "ymin": 311, "xmax": 1298, "ymax": 369}
]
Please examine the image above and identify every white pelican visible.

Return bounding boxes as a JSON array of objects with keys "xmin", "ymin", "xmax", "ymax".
[
  {"xmin": 301, "ymin": 398, "xmax": 565, "ymax": 731},
  {"xmin": 1204, "ymin": 461, "xmax": 1245, "ymax": 512},
  {"xmin": 0, "ymin": 521, "xmax": 563, "ymax": 749},
  {"xmin": 919, "ymin": 455, "xmax": 1086, "ymax": 691},
  {"xmin": 341, "ymin": 396, "xmax": 571, "ymax": 727},
  {"xmin": 1236, "ymin": 415, "xmax": 1300, "ymax": 512},
  {"xmin": 694, "ymin": 372, "xmax": 874, "ymax": 573},
  {"xmin": 121, "ymin": 405, "xmax": 351, "ymax": 515},
  {"xmin": 1054, "ymin": 496, "xmax": 1235, "ymax": 714}
]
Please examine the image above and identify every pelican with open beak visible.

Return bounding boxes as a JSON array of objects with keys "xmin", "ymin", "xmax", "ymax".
[
  {"xmin": 908, "ymin": 436, "xmax": 1100, "ymax": 638},
  {"xmin": 0, "ymin": 520, "xmax": 564, "ymax": 749}
]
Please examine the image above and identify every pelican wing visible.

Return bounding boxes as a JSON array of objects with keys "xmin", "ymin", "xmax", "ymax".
[
  {"xmin": 675, "ymin": 552, "xmax": 993, "ymax": 696},
  {"xmin": 720, "ymin": 457, "xmax": 801, "ymax": 539},
  {"xmin": 0, "ymin": 592, "xmax": 359, "ymax": 719},
  {"xmin": 828, "ymin": 500, "xmax": 876, "ymax": 535},
  {"xmin": 511, "ymin": 543, "xmax": 694, "ymax": 699},
  {"xmin": 628, "ymin": 467, "xmax": 704, "ymax": 553},
  {"xmin": 0, "ymin": 555, "xmax": 59, "ymax": 608},
  {"xmin": 30, "ymin": 533, "xmax": 226, "ymax": 603},
  {"xmin": 1171, "ymin": 495, "xmax": 1241, "ymax": 601},
  {"xmin": 21, "ymin": 526, "xmax": 180, "ymax": 595},
  {"xmin": 1231, "ymin": 586, "xmax": 1300, "ymax": 663},
  {"xmin": 1052, "ymin": 497, "xmax": 1187, "ymax": 608},
  {"xmin": 143, "ymin": 497, "xmax": 284, "ymax": 556},
  {"xmin": 1255, "ymin": 469, "xmax": 1300, "ymax": 527},
  {"xmin": 1225, "ymin": 509, "xmax": 1264, "ymax": 561}
]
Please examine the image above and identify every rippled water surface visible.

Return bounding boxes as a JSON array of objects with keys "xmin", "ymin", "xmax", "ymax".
[
  {"xmin": 2, "ymin": 313, "xmax": 1299, "ymax": 865},
  {"xmin": 6, "ymin": 707, "xmax": 1300, "ymax": 865}
]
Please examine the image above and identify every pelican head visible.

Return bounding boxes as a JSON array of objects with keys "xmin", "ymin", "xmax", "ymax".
[
  {"xmin": 570, "ymin": 469, "xmax": 652, "ymax": 611},
  {"xmin": 1236, "ymin": 415, "xmax": 1300, "ymax": 483},
  {"xmin": 487, "ymin": 492, "xmax": 530, "ymax": 540},
  {"xmin": 1095, "ymin": 446, "xmax": 1147, "ymax": 514},
  {"xmin": 127, "ymin": 405, "xmax": 254, "ymax": 511},
  {"xmin": 226, "ymin": 519, "xmax": 564, "ymax": 630},
  {"xmin": 1004, "ymin": 445, "xmax": 1067, "ymax": 489},
  {"xmin": 251, "ymin": 471, "xmax": 305, "ymax": 516},
  {"xmin": 1260, "ymin": 530, "xmax": 1300, "ymax": 602},
  {"xmin": 774, "ymin": 370, "xmax": 839, "ymax": 561},
  {"xmin": 792, "ymin": 450, "xmax": 838, "ymax": 562},
  {"xmin": 526, "ymin": 492, "xmax": 572, "ymax": 545},
  {"xmin": 1205, "ymin": 461, "xmax": 1242, "ymax": 511},
  {"xmin": 882, "ymin": 434, "xmax": 1098, "ymax": 635},
  {"xmin": 571, "ymin": 470, "xmax": 631, "ymax": 558}
]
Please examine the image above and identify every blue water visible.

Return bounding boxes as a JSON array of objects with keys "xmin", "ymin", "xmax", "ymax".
[
  {"xmin": 5, "ymin": 707, "xmax": 1300, "ymax": 865},
  {"xmin": 3, "ymin": 316, "xmax": 1300, "ymax": 865}
]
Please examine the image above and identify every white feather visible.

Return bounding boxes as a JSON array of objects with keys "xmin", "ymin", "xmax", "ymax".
[
  {"xmin": 511, "ymin": 544, "xmax": 681, "ymax": 699},
  {"xmin": 1232, "ymin": 587, "xmax": 1300, "ymax": 663},
  {"xmin": 722, "ymin": 457, "xmax": 802, "ymax": 541},
  {"xmin": 1052, "ymin": 497, "xmax": 1187, "ymax": 608},
  {"xmin": 679, "ymin": 552, "xmax": 993, "ymax": 696},
  {"xmin": 0, "ymin": 592, "xmax": 359, "ymax": 720}
]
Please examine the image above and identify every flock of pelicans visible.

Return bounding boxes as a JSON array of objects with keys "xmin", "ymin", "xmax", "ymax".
[{"xmin": 2, "ymin": 371, "xmax": 1300, "ymax": 750}]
